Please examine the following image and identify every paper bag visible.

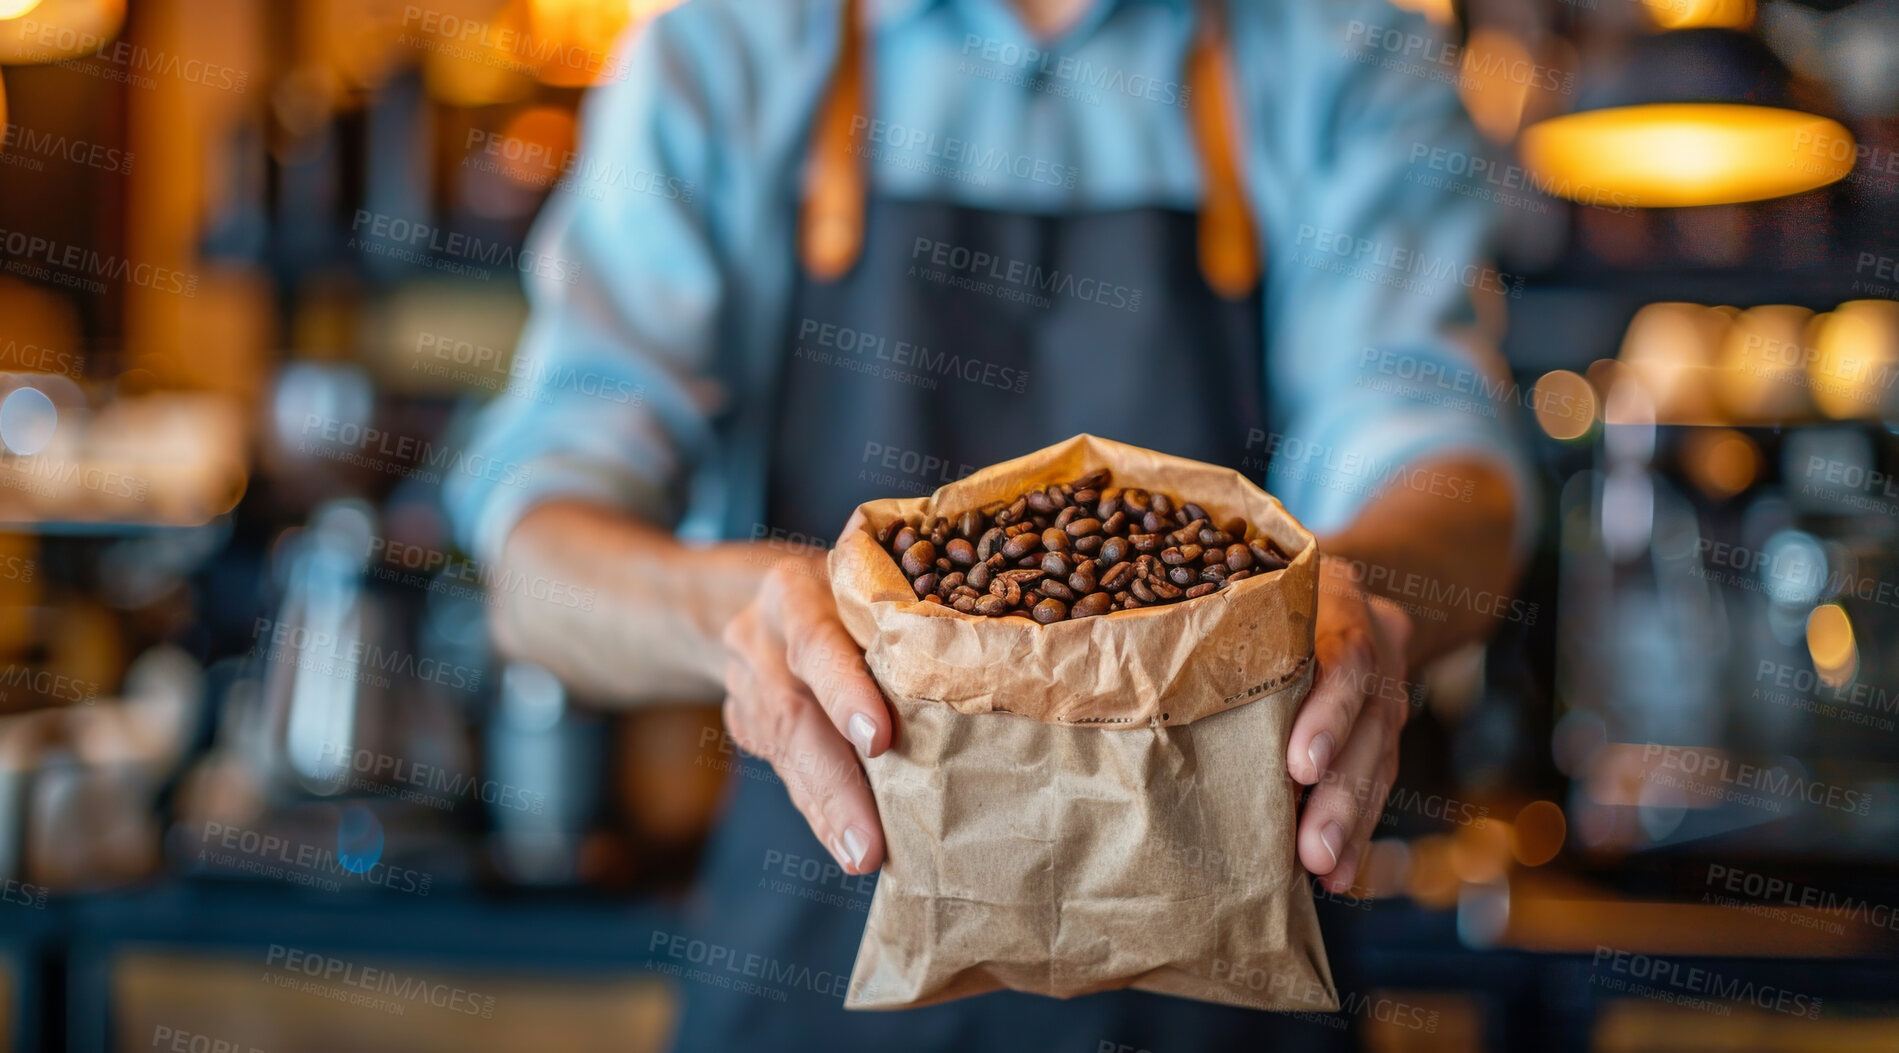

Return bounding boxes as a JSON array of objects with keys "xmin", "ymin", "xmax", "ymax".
[{"xmin": 828, "ymin": 434, "xmax": 1336, "ymax": 1013}]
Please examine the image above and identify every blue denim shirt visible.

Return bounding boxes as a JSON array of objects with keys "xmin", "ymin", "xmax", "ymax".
[{"xmin": 445, "ymin": 0, "xmax": 1534, "ymax": 560}]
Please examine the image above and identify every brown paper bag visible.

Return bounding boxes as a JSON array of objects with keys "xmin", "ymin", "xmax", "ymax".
[{"xmin": 828, "ymin": 434, "xmax": 1337, "ymax": 1013}]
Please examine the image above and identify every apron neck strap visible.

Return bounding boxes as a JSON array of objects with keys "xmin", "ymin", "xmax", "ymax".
[{"xmin": 797, "ymin": 0, "xmax": 1259, "ymax": 298}]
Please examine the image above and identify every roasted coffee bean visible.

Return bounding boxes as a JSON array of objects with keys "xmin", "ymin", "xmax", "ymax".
[
  {"xmin": 877, "ymin": 519, "xmax": 903, "ymax": 547},
  {"xmin": 952, "ymin": 594, "xmax": 979, "ymax": 613},
  {"xmin": 1161, "ymin": 544, "xmax": 1203, "ymax": 566},
  {"xmin": 1169, "ymin": 519, "xmax": 1207, "ymax": 546},
  {"xmin": 1141, "ymin": 510, "xmax": 1168, "ymax": 534},
  {"xmin": 1042, "ymin": 527, "xmax": 1070, "ymax": 553},
  {"xmin": 1002, "ymin": 532, "xmax": 1042, "ymax": 560},
  {"xmin": 1122, "ymin": 595, "xmax": 1145, "ymax": 610},
  {"xmin": 1071, "ymin": 592, "xmax": 1113, "ymax": 618},
  {"xmin": 1150, "ymin": 579, "xmax": 1183, "ymax": 600},
  {"xmin": 1151, "ymin": 493, "xmax": 1174, "ymax": 516},
  {"xmin": 1113, "ymin": 590, "xmax": 1131, "ymax": 603},
  {"xmin": 1040, "ymin": 580, "xmax": 1076, "ymax": 602},
  {"xmin": 1130, "ymin": 533, "xmax": 1162, "ymax": 554},
  {"xmin": 1185, "ymin": 582, "xmax": 1218, "ymax": 599},
  {"xmin": 991, "ymin": 576, "xmax": 1022, "ymax": 606},
  {"xmin": 1248, "ymin": 539, "xmax": 1288, "ymax": 571},
  {"xmin": 1072, "ymin": 487, "xmax": 1100, "ymax": 506},
  {"xmin": 1065, "ymin": 517, "xmax": 1103, "ymax": 538},
  {"xmin": 1074, "ymin": 535, "xmax": 1103, "ymax": 555},
  {"xmin": 1182, "ymin": 502, "xmax": 1209, "ymax": 524},
  {"xmin": 1073, "ymin": 470, "xmax": 1111, "ymax": 490},
  {"xmin": 1225, "ymin": 543, "xmax": 1253, "ymax": 571},
  {"xmin": 967, "ymin": 561, "xmax": 994, "ymax": 590},
  {"xmin": 1226, "ymin": 569, "xmax": 1253, "ymax": 583},
  {"xmin": 1169, "ymin": 565, "xmax": 1198, "ymax": 587},
  {"xmin": 946, "ymin": 538, "xmax": 977, "ymax": 566},
  {"xmin": 1052, "ymin": 506, "xmax": 1079, "ymax": 530},
  {"xmin": 941, "ymin": 571, "xmax": 966, "ymax": 591},
  {"xmin": 958, "ymin": 509, "xmax": 985, "ymax": 538},
  {"xmin": 901, "ymin": 540, "xmax": 936, "ymax": 577},
  {"xmin": 1130, "ymin": 579, "xmax": 1156, "ymax": 603},
  {"xmin": 1042, "ymin": 552, "xmax": 1073, "ymax": 577},
  {"xmin": 1199, "ymin": 528, "xmax": 1232, "ymax": 548},
  {"xmin": 921, "ymin": 593, "xmax": 944, "ymax": 605},
  {"xmin": 893, "ymin": 525, "xmax": 919, "ymax": 555},
  {"xmin": 1015, "ymin": 555, "xmax": 1042, "ymax": 569},
  {"xmin": 1097, "ymin": 495, "xmax": 1121, "ymax": 518},
  {"xmin": 1099, "ymin": 536, "xmax": 1131, "ymax": 564},
  {"xmin": 1032, "ymin": 597, "xmax": 1068, "ymax": 624},
  {"xmin": 928, "ymin": 518, "xmax": 952, "ymax": 546},
  {"xmin": 1101, "ymin": 562, "xmax": 1136, "ymax": 590},
  {"xmin": 978, "ymin": 527, "xmax": 1006, "ymax": 560},
  {"xmin": 1121, "ymin": 488, "xmax": 1151, "ymax": 513},
  {"xmin": 975, "ymin": 594, "xmax": 1010, "ymax": 616},
  {"xmin": 1201, "ymin": 564, "xmax": 1229, "ymax": 583},
  {"xmin": 912, "ymin": 573, "xmax": 938, "ymax": 598}
]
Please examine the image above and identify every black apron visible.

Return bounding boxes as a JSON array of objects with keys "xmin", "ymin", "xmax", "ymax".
[{"xmin": 670, "ymin": 7, "xmax": 1359, "ymax": 1050}]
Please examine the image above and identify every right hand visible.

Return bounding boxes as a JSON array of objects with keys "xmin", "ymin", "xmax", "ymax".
[{"xmin": 720, "ymin": 552, "xmax": 893, "ymax": 874}]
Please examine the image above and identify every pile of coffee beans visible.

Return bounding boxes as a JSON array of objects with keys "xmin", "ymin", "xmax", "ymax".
[{"xmin": 875, "ymin": 470, "xmax": 1292, "ymax": 623}]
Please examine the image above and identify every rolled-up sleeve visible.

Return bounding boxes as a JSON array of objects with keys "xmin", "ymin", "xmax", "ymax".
[
  {"xmin": 445, "ymin": 12, "xmax": 728, "ymax": 563},
  {"xmin": 1252, "ymin": 4, "xmax": 1536, "ymax": 549}
]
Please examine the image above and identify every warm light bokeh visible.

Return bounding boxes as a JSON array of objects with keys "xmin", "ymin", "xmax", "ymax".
[{"xmin": 1520, "ymin": 104, "xmax": 1856, "ymax": 208}]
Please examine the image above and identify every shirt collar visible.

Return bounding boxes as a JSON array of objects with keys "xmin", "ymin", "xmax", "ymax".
[{"xmin": 871, "ymin": 0, "xmax": 1186, "ymax": 30}]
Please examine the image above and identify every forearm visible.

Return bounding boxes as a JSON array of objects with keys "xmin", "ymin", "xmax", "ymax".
[
  {"xmin": 1317, "ymin": 456, "xmax": 1522, "ymax": 665},
  {"xmin": 490, "ymin": 500, "xmax": 766, "ymax": 704}
]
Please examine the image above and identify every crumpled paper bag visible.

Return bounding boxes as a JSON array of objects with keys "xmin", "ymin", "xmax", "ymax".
[{"xmin": 828, "ymin": 434, "xmax": 1336, "ymax": 1012}]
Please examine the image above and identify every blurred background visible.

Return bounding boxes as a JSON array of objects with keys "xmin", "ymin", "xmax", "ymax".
[{"xmin": 0, "ymin": 0, "xmax": 1895, "ymax": 1050}]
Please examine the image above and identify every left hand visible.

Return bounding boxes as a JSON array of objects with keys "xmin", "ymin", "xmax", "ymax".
[{"xmin": 1288, "ymin": 554, "xmax": 1414, "ymax": 894}]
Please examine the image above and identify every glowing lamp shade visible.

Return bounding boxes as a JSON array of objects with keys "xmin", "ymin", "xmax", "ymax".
[
  {"xmin": 0, "ymin": 0, "xmax": 122, "ymax": 64},
  {"xmin": 1520, "ymin": 103, "xmax": 1855, "ymax": 208}
]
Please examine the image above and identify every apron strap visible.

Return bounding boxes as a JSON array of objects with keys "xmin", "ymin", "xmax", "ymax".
[
  {"xmin": 799, "ymin": 0, "xmax": 870, "ymax": 281},
  {"xmin": 796, "ymin": 0, "xmax": 1259, "ymax": 298}
]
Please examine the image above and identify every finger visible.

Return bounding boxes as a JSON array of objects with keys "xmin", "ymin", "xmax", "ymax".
[
  {"xmin": 774, "ymin": 575, "xmax": 892, "ymax": 760},
  {"xmin": 1287, "ymin": 624, "xmax": 1375, "ymax": 784},
  {"xmin": 1297, "ymin": 704, "xmax": 1397, "ymax": 891},
  {"xmin": 770, "ymin": 693, "xmax": 885, "ymax": 875}
]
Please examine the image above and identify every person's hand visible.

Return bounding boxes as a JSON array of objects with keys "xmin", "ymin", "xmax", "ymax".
[
  {"xmin": 1288, "ymin": 555, "xmax": 1414, "ymax": 894},
  {"xmin": 720, "ymin": 550, "xmax": 892, "ymax": 875}
]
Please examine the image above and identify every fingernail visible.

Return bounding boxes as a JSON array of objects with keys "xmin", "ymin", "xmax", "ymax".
[
  {"xmin": 1307, "ymin": 732, "xmax": 1334, "ymax": 781},
  {"xmin": 848, "ymin": 713, "xmax": 877, "ymax": 757},
  {"xmin": 1319, "ymin": 821, "xmax": 1343, "ymax": 870},
  {"xmin": 843, "ymin": 826, "xmax": 869, "ymax": 869},
  {"xmin": 830, "ymin": 837, "xmax": 851, "ymax": 869}
]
